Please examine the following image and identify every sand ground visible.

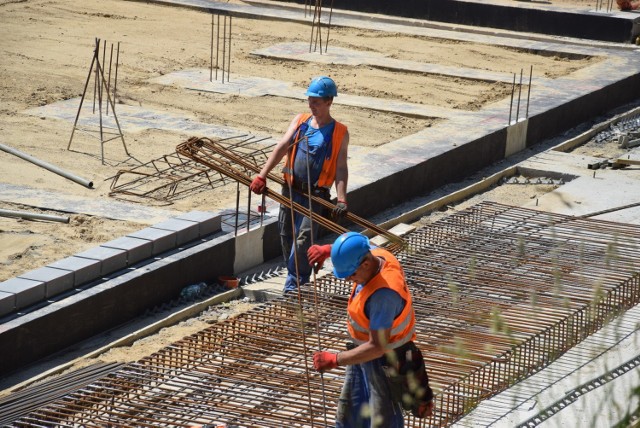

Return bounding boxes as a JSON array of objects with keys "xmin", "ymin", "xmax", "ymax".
[{"xmin": 0, "ymin": 0, "xmax": 607, "ymax": 282}]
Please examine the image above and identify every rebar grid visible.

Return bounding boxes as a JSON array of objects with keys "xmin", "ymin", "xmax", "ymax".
[
  {"xmin": 8, "ymin": 202, "xmax": 640, "ymax": 427},
  {"xmin": 109, "ymin": 135, "xmax": 273, "ymax": 204}
]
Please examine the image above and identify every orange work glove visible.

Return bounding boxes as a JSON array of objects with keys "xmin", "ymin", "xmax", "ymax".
[
  {"xmin": 307, "ymin": 244, "xmax": 331, "ymax": 269},
  {"xmin": 313, "ymin": 351, "xmax": 338, "ymax": 372},
  {"xmin": 250, "ymin": 176, "xmax": 266, "ymax": 194}
]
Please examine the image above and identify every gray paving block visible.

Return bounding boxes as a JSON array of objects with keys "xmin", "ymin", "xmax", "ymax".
[
  {"xmin": 49, "ymin": 256, "xmax": 102, "ymax": 286},
  {"xmin": 128, "ymin": 227, "xmax": 177, "ymax": 256},
  {"xmin": 0, "ymin": 291, "xmax": 16, "ymax": 317},
  {"xmin": 75, "ymin": 247, "xmax": 128, "ymax": 276},
  {"xmin": 0, "ymin": 277, "xmax": 45, "ymax": 309},
  {"xmin": 18, "ymin": 266, "xmax": 74, "ymax": 298},
  {"xmin": 176, "ymin": 211, "xmax": 222, "ymax": 237},
  {"xmin": 101, "ymin": 236, "xmax": 154, "ymax": 265},
  {"xmin": 151, "ymin": 218, "xmax": 200, "ymax": 246}
]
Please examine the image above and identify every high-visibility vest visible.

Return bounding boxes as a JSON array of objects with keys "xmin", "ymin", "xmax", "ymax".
[
  {"xmin": 283, "ymin": 113, "xmax": 348, "ymax": 188},
  {"xmin": 346, "ymin": 247, "xmax": 417, "ymax": 348}
]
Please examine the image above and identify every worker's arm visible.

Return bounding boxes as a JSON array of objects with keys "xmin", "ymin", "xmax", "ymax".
[
  {"xmin": 334, "ymin": 130, "xmax": 349, "ymax": 203},
  {"xmin": 337, "ymin": 328, "xmax": 390, "ymax": 366},
  {"xmin": 313, "ymin": 328, "xmax": 390, "ymax": 372},
  {"xmin": 258, "ymin": 113, "xmax": 304, "ymax": 179}
]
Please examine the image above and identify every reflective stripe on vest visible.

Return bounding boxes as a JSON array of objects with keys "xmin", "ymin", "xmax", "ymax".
[
  {"xmin": 346, "ymin": 248, "xmax": 417, "ymax": 349},
  {"xmin": 284, "ymin": 113, "xmax": 347, "ymax": 188}
]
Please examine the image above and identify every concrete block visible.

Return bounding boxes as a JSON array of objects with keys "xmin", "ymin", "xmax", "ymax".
[
  {"xmin": 18, "ymin": 266, "xmax": 74, "ymax": 298},
  {"xmin": 75, "ymin": 247, "xmax": 128, "ymax": 276},
  {"xmin": 176, "ymin": 211, "xmax": 222, "ymax": 237},
  {"xmin": 49, "ymin": 256, "xmax": 102, "ymax": 286},
  {"xmin": 101, "ymin": 236, "xmax": 153, "ymax": 265},
  {"xmin": 0, "ymin": 277, "xmax": 45, "ymax": 309},
  {"xmin": 151, "ymin": 218, "xmax": 200, "ymax": 246},
  {"xmin": 128, "ymin": 227, "xmax": 177, "ymax": 256},
  {"xmin": 0, "ymin": 291, "xmax": 16, "ymax": 317}
]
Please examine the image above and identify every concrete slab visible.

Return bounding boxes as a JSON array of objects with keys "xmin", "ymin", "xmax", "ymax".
[
  {"xmin": 74, "ymin": 247, "xmax": 128, "ymax": 277},
  {"xmin": 100, "ymin": 236, "xmax": 154, "ymax": 266},
  {"xmin": 517, "ymin": 150, "xmax": 640, "ymax": 223},
  {"xmin": 151, "ymin": 69, "xmax": 465, "ymax": 119},
  {"xmin": 17, "ymin": 266, "xmax": 74, "ymax": 298},
  {"xmin": 24, "ymin": 99, "xmax": 275, "ymax": 144},
  {"xmin": 0, "ymin": 292, "xmax": 16, "ymax": 317},
  {"xmin": 175, "ymin": 211, "xmax": 222, "ymax": 237},
  {"xmin": 0, "ymin": 183, "xmax": 178, "ymax": 225},
  {"xmin": 0, "ymin": 278, "xmax": 45, "ymax": 310},
  {"xmin": 127, "ymin": 227, "xmax": 178, "ymax": 256},
  {"xmin": 48, "ymin": 256, "xmax": 102, "ymax": 287},
  {"xmin": 151, "ymin": 218, "xmax": 200, "ymax": 247}
]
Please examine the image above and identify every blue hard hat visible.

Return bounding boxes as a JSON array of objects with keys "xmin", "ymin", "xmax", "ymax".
[
  {"xmin": 305, "ymin": 76, "xmax": 338, "ymax": 97},
  {"xmin": 331, "ymin": 232, "xmax": 370, "ymax": 279}
]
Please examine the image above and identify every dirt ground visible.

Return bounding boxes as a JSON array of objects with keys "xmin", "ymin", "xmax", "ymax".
[
  {"xmin": 0, "ymin": 0, "xmax": 630, "ymax": 383},
  {"xmin": 0, "ymin": 0, "xmax": 606, "ymax": 282}
]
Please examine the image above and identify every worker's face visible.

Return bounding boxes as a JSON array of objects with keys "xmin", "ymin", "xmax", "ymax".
[
  {"xmin": 346, "ymin": 258, "xmax": 369, "ymax": 284},
  {"xmin": 308, "ymin": 96, "xmax": 331, "ymax": 116}
]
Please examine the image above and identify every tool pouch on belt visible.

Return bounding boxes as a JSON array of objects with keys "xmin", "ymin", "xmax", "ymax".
[{"xmin": 382, "ymin": 341, "xmax": 434, "ymax": 418}]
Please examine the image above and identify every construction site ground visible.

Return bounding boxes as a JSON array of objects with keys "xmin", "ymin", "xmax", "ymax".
[{"xmin": 1, "ymin": 0, "xmax": 640, "ymax": 426}]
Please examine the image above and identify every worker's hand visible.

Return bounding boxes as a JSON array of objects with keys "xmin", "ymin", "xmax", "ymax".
[
  {"xmin": 332, "ymin": 200, "xmax": 348, "ymax": 220},
  {"xmin": 313, "ymin": 351, "xmax": 338, "ymax": 372},
  {"xmin": 250, "ymin": 176, "xmax": 266, "ymax": 194},
  {"xmin": 307, "ymin": 244, "xmax": 331, "ymax": 270}
]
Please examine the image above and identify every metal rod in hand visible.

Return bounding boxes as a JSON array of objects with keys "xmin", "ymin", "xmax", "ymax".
[{"xmin": 303, "ymin": 133, "xmax": 330, "ymax": 428}]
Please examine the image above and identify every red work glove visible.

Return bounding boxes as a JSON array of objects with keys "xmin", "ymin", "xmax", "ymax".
[
  {"xmin": 307, "ymin": 244, "xmax": 331, "ymax": 270},
  {"xmin": 313, "ymin": 351, "xmax": 338, "ymax": 372},
  {"xmin": 332, "ymin": 200, "xmax": 348, "ymax": 220},
  {"xmin": 250, "ymin": 176, "xmax": 266, "ymax": 194}
]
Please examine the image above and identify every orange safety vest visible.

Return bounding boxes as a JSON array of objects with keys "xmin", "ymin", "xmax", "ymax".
[
  {"xmin": 346, "ymin": 247, "xmax": 417, "ymax": 348},
  {"xmin": 283, "ymin": 113, "xmax": 348, "ymax": 188}
]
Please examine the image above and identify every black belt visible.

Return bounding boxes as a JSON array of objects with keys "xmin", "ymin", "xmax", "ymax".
[{"xmin": 290, "ymin": 180, "xmax": 329, "ymax": 196}]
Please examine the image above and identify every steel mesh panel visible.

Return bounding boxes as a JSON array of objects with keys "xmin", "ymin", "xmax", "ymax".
[{"xmin": 7, "ymin": 202, "xmax": 640, "ymax": 427}]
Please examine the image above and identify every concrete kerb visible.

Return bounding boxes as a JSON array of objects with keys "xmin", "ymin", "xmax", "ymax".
[{"xmin": 0, "ymin": 212, "xmax": 282, "ymax": 375}]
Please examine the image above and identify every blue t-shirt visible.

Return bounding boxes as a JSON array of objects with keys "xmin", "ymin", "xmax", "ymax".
[
  {"xmin": 353, "ymin": 284, "xmax": 405, "ymax": 331},
  {"xmin": 292, "ymin": 119, "xmax": 335, "ymax": 186}
]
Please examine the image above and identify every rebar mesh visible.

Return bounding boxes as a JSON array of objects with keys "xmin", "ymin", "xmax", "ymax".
[{"xmin": 6, "ymin": 201, "xmax": 640, "ymax": 427}]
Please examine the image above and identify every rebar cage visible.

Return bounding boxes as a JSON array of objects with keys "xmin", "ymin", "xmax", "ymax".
[{"xmin": 5, "ymin": 201, "xmax": 640, "ymax": 427}]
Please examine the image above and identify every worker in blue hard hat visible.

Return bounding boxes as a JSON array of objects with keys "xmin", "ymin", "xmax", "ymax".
[
  {"xmin": 250, "ymin": 76, "xmax": 350, "ymax": 294},
  {"xmin": 307, "ymin": 231, "xmax": 434, "ymax": 426}
]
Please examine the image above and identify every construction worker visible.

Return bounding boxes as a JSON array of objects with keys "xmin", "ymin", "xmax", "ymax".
[
  {"xmin": 250, "ymin": 76, "xmax": 349, "ymax": 294},
  {"xmin": 308, "ymin": 232, "xmax": 434, "ymax": 427}
]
